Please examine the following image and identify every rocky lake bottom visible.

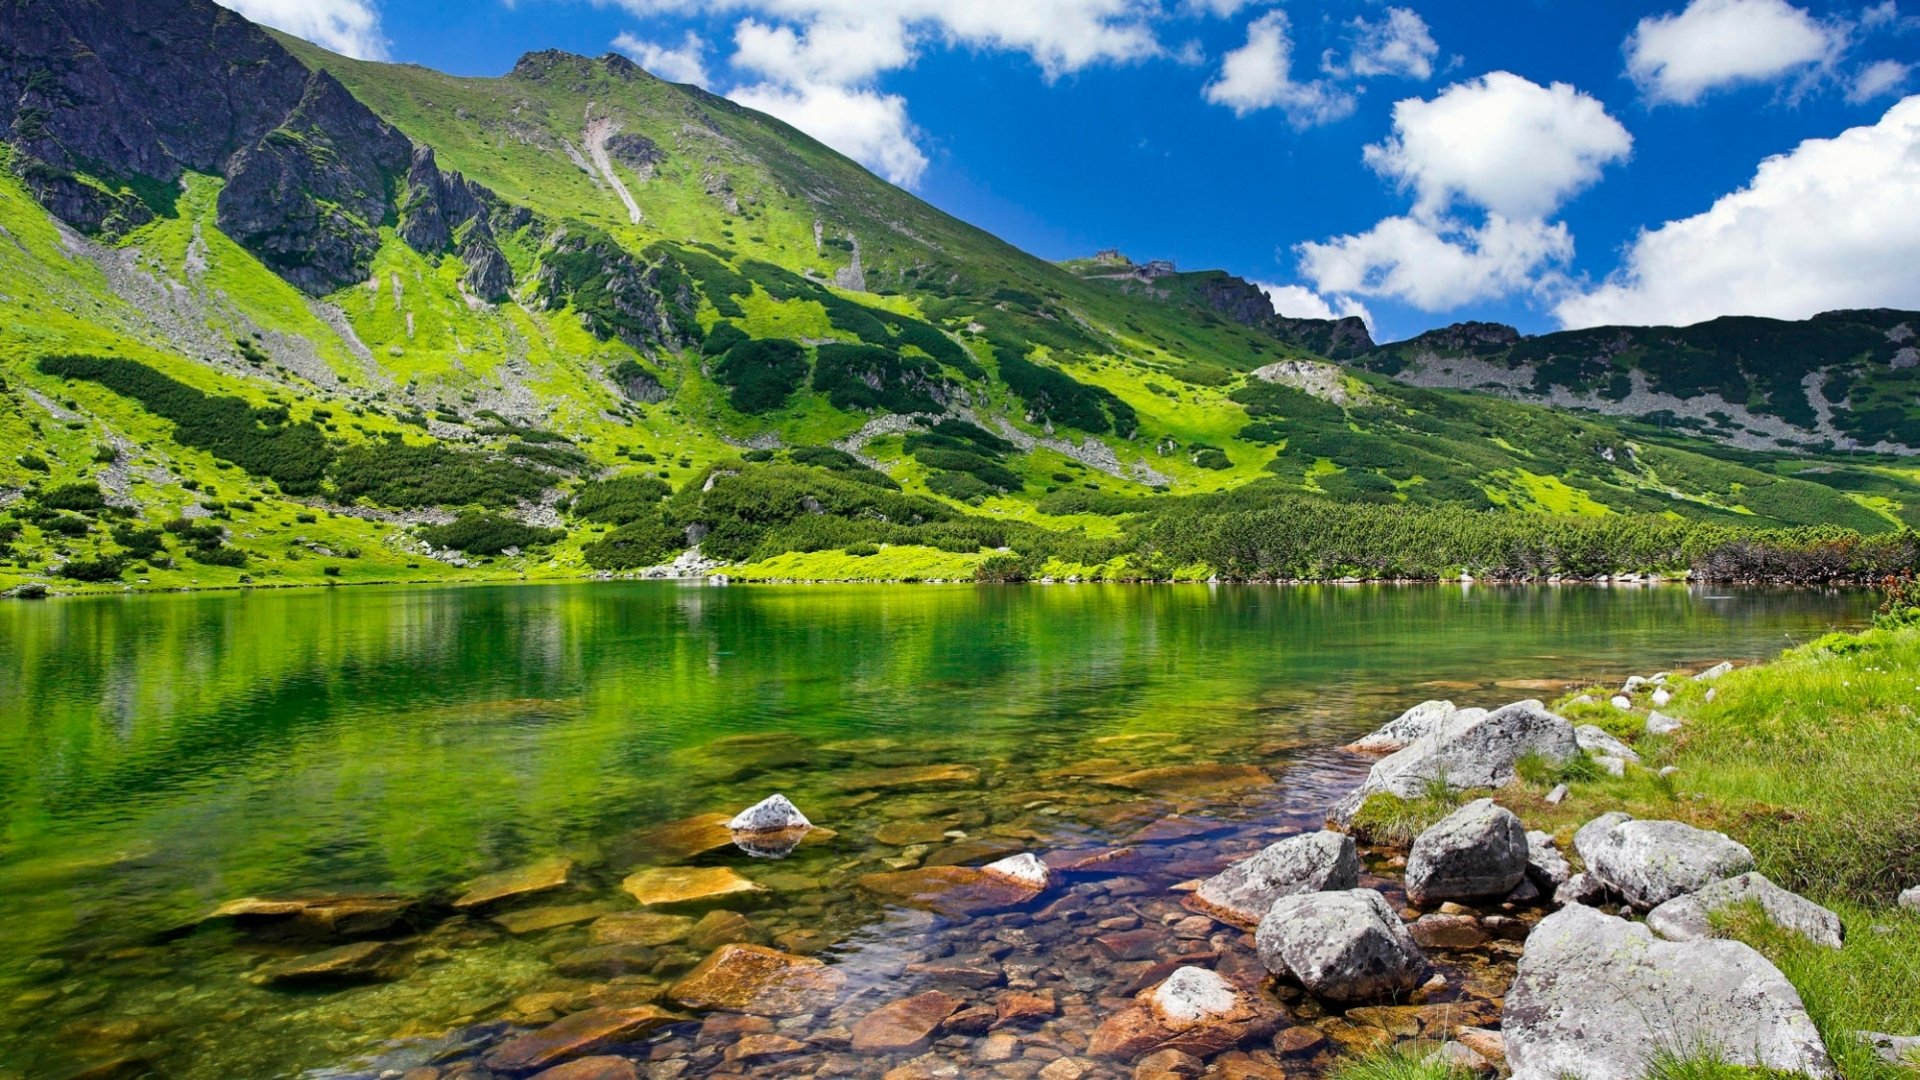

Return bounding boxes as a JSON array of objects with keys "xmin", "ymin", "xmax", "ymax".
[{"xmin": 0, "ymin": 583, "xmax": 1877, "ymax": 1079}]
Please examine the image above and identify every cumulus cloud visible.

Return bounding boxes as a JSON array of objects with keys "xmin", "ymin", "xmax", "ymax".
[
  {"xmin": 1255, "ymin": 283, "xmax": 1376, "ymax": 331},
  {"xmin": 1557, "ymin": 95, "xmax": 1920, "ymax": 328},
  {"xmin": 213, "ymin": 0, "xmax": 387, "ymax": 60},
  {"xmin": 731, "ymin": 81, "xmax": 930, "ymax": 185},
  {"xmin": 1363, "ymin": 72, "xmax": 1632, "ymax": 220},
  {"xmin": 1849, "ymin": 58, "xmax": 1912, "ymax": 101},
  {"xmin": 612, "ymin": 30, "xmax": 711, "ymax": 85},
  {"xmin": 1297, "ymin": 215, "xmax": 1573, "ymax": 312},
  {"xmin": 1625, "ymin": 0, "xmax": 1844, "ymax": 105},
  {"xmin": 1326, "ymin": 7, "xmax": 1440, "ymax": 81},
  {"xmin": 1203, "ymin": 10, "xmax": 1357, "ymax": 125}
]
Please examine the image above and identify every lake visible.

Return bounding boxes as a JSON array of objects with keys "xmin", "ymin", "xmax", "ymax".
[{"xmin": 0, "ymin": 582, "xmax": 1872, "ymax": 1078}]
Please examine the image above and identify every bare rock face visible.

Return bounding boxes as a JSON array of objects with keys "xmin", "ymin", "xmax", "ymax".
[
  {"xmin": 1088, "ymin": 967, "xmax": 1283, "ymax": 1062},
  {"xmin": 1186, "ymin": 831, "xmax": 1359, "ymax": 929},
  {"xmin": 1254, "ymin": 890, "xmax": 1427, "ymax": 1003},
  {"xmin": 1504, "ymin": 905, "xmax": 1833, "ymax": 1080},
  {"xmin": 398, "ymin": 143, "xmax": 516, "ymax": 301},
  {"xmin": 1646, "ymin": 872, "xmax": 1844, "ymax": 949},
  {"xmin": 1404, "ymin": 799, "xmax": 1527, "ymax": 905},
  {"xmin": 1575, "ymin": 813, "xmax": 1756, "ymax": 910}
]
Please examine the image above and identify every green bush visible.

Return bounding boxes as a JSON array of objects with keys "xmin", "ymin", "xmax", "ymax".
[
  {"xmin": 712, "ymin": 339, "xmax": 808, "ymax": 414},
  {"xmin": 56, "ymin": 554, "xmax": 127, "ymax": 582},
  {"xmin": 417, "ymin": 513, "xmax": 564, "ymax": 555},
  {"xmin": 811, "ymin": 343, "xmax": 948, "ymax": 414},
  {"xmin": 35, "ymin": 482, "xmax": 108, "ymax": 512},
  {"xmin": 582, "ymin": 512, "xmax": 685, "ymax": 570},
  {"xmin": 572, "ymin": 474, "xmax": 673, "ymax": 525},
  {"xmin": 330, "ymin": 441, "xmax": 549, "ymax": 508}
]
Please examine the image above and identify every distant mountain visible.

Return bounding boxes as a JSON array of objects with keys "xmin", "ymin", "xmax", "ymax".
[{"xmin": 1, "ymin": 0, "xmax": 1916, "ymax": 592}]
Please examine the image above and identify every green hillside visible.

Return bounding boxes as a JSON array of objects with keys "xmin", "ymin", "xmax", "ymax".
[{"xmin": 1, "ymin": 0, "xmax": 1917, "ymax": 594}]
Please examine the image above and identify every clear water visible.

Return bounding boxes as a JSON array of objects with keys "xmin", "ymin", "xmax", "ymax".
[{"xmin": 0, "ymin": 582, "xmax": 1871, "ymax": 1078}]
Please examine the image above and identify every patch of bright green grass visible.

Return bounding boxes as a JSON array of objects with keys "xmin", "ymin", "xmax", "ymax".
[{"xmin": 1328, "ymin": 1044, "xmax": 1470, "ymax": 1080}]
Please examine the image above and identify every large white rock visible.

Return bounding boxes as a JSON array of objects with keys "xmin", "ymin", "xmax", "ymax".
[
  {"xmin": 1574, "ymin": 724, "xmax": 1641, "ymax": 765},
  {"xmin": 1504, "ymin": 905, "xmax": 1833, "ymax": 1080},
  {"xmin": 1330, "ymin": 700, "xmax": 1578, "ymax": 823},
  {"xmin": 1577, "ymin": 813, "xmax": 1756, "ymax": 910},
  {"xmin": 1646, "ymin": 710, "xmax": 1683, "ymax": 736},
  {"xmin": 1694, "ymin": 661, "xmax": 1735, "ymax": 682},
  {"xmin": 729, "ymin": 794, "xmax": 811, "ymax": 833},
  {"xmin": 1148, "ymin": 966, "xmax": 1240, "ymax": 1025},
  {"xmin": 1345, "ymin": 701, "xmax": 1484, "ymax": 753},
  {"xmin": 1646, "ymin": 872, "xmax": 1844, "ymax": 949},
  {"xmin": 1255, "ymin": 889, "xmax": 1427, "ymax": 1003},
  {"xmin": 1188, "ymin": 831, "xmax": 1358, "ymax": 928},
  {"xmin": 1404, "ymin": 799, "xmax": 1527, "ymax": 905}
]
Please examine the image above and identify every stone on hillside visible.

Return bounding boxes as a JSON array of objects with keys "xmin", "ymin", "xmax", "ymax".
[
  {"xmin": 1578, "ymin": 814, "xmax": 1756, "ymax": 909},
  {"xmin": 454, "ymin": 856, "xmax": 575, "ymax": 910},
  {"xmin": 858, "ymin": 865, "xmax": 1047, "ymax": 918},
  {"xmin": 1646, "ymin": 873, "xmax": 1844, "ymax": 949},
  {"xmin": 980, "ymin": 853, "xmax": 1051, "ymax": 891},
  {"xmin": 1610, "ymin": 695, "xmax": 1633, "ymax": 710},
  {"xmin": 1591, "ymin": 755, "xmax": 1627, "ymax": 777},
  {"xmin": 668, "ymin": 944, "xmax": 845, "ymax": 1016},
  {"xmin": 1859, "ymin": 1032, "xmax": 1920, "ymax": 1067},
  {"xmin": 1087, "ymin": 967, "xmax": 1283, "ymax": 1062},
  {"xmin": 485, "ymin": 1006, "xmax": 680, "ymax": 1071},
  {"xmin": 1344, "ymin": 701, "xmax": 1478, "ymax": 754},
  {"xmin": 728, "ymin": 794, "xmax": 810, "ymax": 833},
  {"xmin": 1544, "ymin": 784, "xmax": 1568, "ymax": 805},
  {"xmin": 622, "ymin": 866, "xmax": 765, "ymax": 908},
  {"xmin": 1330, "ymin": 701, "xmax": 1577, "ymax": 823},
  {"xmin": 851, "ymin": 990, "xmax": 961, "ymax": 1054},
  {"xmin": 1503, "ymin": 905, "xmax": 1832, "ymax": 1079},
  {"xmin": 253, "ymin": 940, "xmax": 409, "ymax": 986},
  {"xmin": 1900, "ymin": 887, "xmax": 1920, "ymax": 912},
  {"xmin": 1651, "ymin": 688, "xmax": 1673, "ymax": 707},
  {"xmin": 1574, "ymin": 725, "xmax": 1640, "ymax": 765},
  {"xmin": 1694, "ymin": 661, "xmax": 1734, "ymax": 682},
  {"xmin": 1646, "ymin": 711, "xmax": 1683, "ymax": 736},
  {"xmin": 1405, "ymin": 799, "xmax": 1527, "ymax": 905},
  {"xmin": 1186, "ymin": 831, "xmax": 1359, "ymax": 929},
  {"xmin": 1523, "ymin": 831, "xmax": 1570, "ymax": 890},
  {"xmin": 1255, "ymin": 889, "xmax": 1426, "ymax": 1002}
]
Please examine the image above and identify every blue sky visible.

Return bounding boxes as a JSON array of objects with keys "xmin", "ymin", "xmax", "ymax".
[{"xmin": 228, "ymin": 0, "xmax": 1918, "ymax": 342}]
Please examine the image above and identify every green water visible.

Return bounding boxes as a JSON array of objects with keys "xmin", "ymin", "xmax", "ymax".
[{"xmin": 0, "ymin": 582, "xmax": 1871, "ymax": 1077}]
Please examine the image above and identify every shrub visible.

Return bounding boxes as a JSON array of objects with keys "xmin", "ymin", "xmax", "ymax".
[
  {"xmin": 417, "ymin": 513, "xmax": 565, "ymax": 555},
  {"xmin": 572, "ymin": 474, "xmax": 673, "ymax": 525},
  {"xmin": 186, "ymin": 543, "xmax": 247, "ymax": 567},
  {"xmin": 582, "ymin": 512, "xmax": 685, "ymax": 570},
  {"xmin": 56, "ymin": 554, "xmax": 127, "ymax": 582},
  {"xmin": 811, "ymin": 343, "xmax": 948, "ymax": 414},
  {"xmin": 34, "ymin": 482, "xmax": 108, "ymax": 513},
  {"xmin": 330, "ymin": 441, "xmax": 549, "ymax": 508},
  {"xmin": 16, "ymin": 453, "xmax": 50, "ymax": 472},
  {"xmin": 712, "ymin": 339, "xmax": 808, "ymax": 413}
]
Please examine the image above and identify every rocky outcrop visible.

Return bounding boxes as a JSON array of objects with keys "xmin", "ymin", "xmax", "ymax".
[
  {"xmin": 1186, "ymin": 273, "xmax": 1376, "ymax": 359},
  {"xmin": 1646, "ymin": 872, "xmax": 1844, "ymax": 949},
  {"xmin": 398, "ymin": 144, "xmax": 516, "ymax": 301},
  {"xmin": 1404, "ymin": 799, "xmax": 1527, "ymax": 905},
  {"xmin": 1331, "ymin": 700, "xmax": 1578, "ymax": 822},
  {"xmin": 533, "ymin": 228, "xmax": 694, "ymax": 350},
  {"xmin": 1394, "ymin": 321, "xmax": 1524, "ymax": 355},
  {"xmin": 1255, "ymin": 889, "xmax": 1427, "ymax": 1002},
  {"xmin": 1575, "ymin": 813, "xmax": 1756, "ymax": 910},
  {"xmin": 1504, "ymin": 905, "xmax": 1833, "ymax": 1079},
  {"xmin": 1186, "ymin": 831, "xmax": 1359, "ymax": 929}
]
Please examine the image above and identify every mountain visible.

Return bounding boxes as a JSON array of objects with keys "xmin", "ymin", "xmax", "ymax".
[{"xmin": 1, "ymin": 0, "xmax": 1916, "ymax": 592}]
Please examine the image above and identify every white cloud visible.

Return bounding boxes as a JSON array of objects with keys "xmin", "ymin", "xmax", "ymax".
[
  {"xmin": 1556, "ymin": 95, "xmax": 1920, "ymax": 328},
  {"xmin": 1297, "ymin": 214, "xmax": 1573, "ymax": 312},
  {"xmin": 1363, "ymin": 72, "xmax": 1632, "ymax": 220},
  {"xmin": 1327, "ymin": 7, "xmax": 1440, "ymax": 81},
  {"xmin": 1255, "ymin": 282, "xmax": 1376, "ymax": 331},
  {"xmin": 730, "ymin": 16, "xmax": 913, "ymax": 86},
  {"xmin": 1849, "ymin": 58, "xmax": 1913, "ymax": 101},
  {"xmin": 1203, "ymin": 10, "xmax": 1356, "ymax": 125},
  {"xmin": 612, "ymin": 30, "xmax": 711, "ymax": 85},
  {"xmin": 1625, "ymin": 0, "xmax": 1844, "ymax": 105},
  {"xmin": 730, "ymin": 81, "xmax": 929, "ymax": 185},
  {"xmin": 213, "ymin": 0, "xmax": 387, "ymax": 60}
]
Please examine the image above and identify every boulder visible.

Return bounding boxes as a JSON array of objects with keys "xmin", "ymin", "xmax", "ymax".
[
  {"xmin": 1503, "ymin": 905, "xmax": 1833, "ymax": 1079},
  {"xmin": 1646, "ymin": 711, "xmax": 1683, "ymax": 736},
  {"xmin": 1405, "ymin": 799, "xmax": 1528, "ymax": 905},
  {"xmin": 1610, "ymin": 695, "xmax": 1633, "ymax": 711},
  {"xmin": 851, "ymin": 990, "xmax": 961, "ymax": 1053},
  {"xmin": 1859, "ymin": 1032, "xmax": 1920, "ymax": 1067},
  {"xmin": 1651, "ymin": 688, "xmax": 1673, "ymax": 707},
  {"xmin": 729, "ymin": 794, "xmax": 810, "ymax": 833},
  {"xmin": 485, "ymin": 1007, "xmax": 680, "ymax": 1071},
  {"xmin": 1552, "ymin": 872, "xmax": 1608, "ymax": 908},
  {"xmin": 1646, "ymin": 873, "xmax": 1844, "ymax": 949},
  {"xmin": 1573, "ymin": 725, "xmax": 1641, "ymax": 765},
  {"xmin": 1523, "ymin": 831, "xmax": 1570, "ymax": 891},
  {"xmin": 1900, "ymin": 887, "xmax": 1920, "ymax": 912},
  {"xmin": 1087, "ymin": 967, "xmax": 1283, "ymax": 1061},
  {"xmin": 1344, "ymin": 701, "xmax": 1479, "ymax": 754},
  {"xmin": 454, "ymin": 856, "xmax": 575, "ymax": 910},
  {"xmin": 621, "ymin": 866, "xmax": 765, "ymax": 908},
  {"xmin": 1577, "ymin": 814, "xmax": 1756, "ymax": 909},
  {"xmin": 980, "ymin": 853, "xmax": 1051, "ymax": 891},
  {"xmin": 1254, "ymin": 890, "xmax": 1427, "ymax": 1003},
  {"xmin": 668, "ymin": 944, "xmax": 845, "ymax": 1016},
  {"xmin": 1330, "ymin": 701, "xmax": 1577, "ymax": 823},
  {"xmin": 199, "ymin": 894, "xmax": 416, "ymax": 941},
  {"xmin": 1694, "ymin": 661, "xmax": 1734, "ymax": 682},
  {"xmin": 1185, "ymin": 831, "xmax": 1359, "ymax": 929}
]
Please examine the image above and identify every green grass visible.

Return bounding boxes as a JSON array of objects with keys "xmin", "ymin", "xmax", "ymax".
[
  {"xmin": 1328, "ymin": 1044, "xmax": 1470, "ymax": 1080},
  {"xmin": 1349, "ymin": 781, "xmax": 1467, "ymax": 847}
]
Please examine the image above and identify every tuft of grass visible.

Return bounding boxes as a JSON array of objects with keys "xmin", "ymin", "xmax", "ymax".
[
  {"xmin": 1349, "ymin": 784, "xmax": 1468, "ymax": 848},
  {"xmin": 1516, "ymin": 748, "xmax": 1605, "ymax": 787},
  {"xmin": 1328, "ymin": 1045, "xmax": 1470, "ymax": 1080},
  {"xmin": 1640, "ymin": 1048, "xmax": 1807, "ymax": 1079}
]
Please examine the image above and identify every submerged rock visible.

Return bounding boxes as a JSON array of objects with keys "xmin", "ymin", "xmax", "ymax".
[
  {"xmin": 1504, "ymin": 905, "xmax": 1832, "ymax": 1079},
  {"xmin": 200, "ymin": 894, "xmax": 417, "ymax": 941},
  {"xmin": 253, "ymin": 940, "xmax": 409, "ymax": 986},
  {"xmin": 1646, "ymin": 872, "xmax": 1844, "ymax": 949},
  {"xmin": 528, "ymin": 1057, "xmax": 641, "ymax": 1080},
  {"xmin": 589, "ymin": 912, "xmax": 697, "ymax": 947},
  {"xmin": 484, "ymin": 1006, "xmax": 680, "ymax": 1071},
  {"xmin": 1405, "ymin": 799, "xmax": 1527, "ymax": 905},
  {"xmin": 454, "ymin": 856, "xmax": 575, "ymax": 911},
  {"xmin": 858, "ymin": 864, "xmax": 1048, "ymax": 918},
  {"xmin": 1186, "ymin": 831, "xmax": 1359, "ymax": 929},
  {"xmin": 668, "ymin": 943, "xmax": 845, "ymax": 1016},
  {"xmin": 494, "ymin": 902, "xmax": 616, "ymax": 936},
  {"xmin": 834, "ymin": 764, "xmax": 982, "ymax": 791},
  {"xmin": 1255, "ymin": 889, "xmax": 1427, "ymax": 1003},
  {"xmin": 1087, "ymin": 967, "xmax": 1283, "ymax": 1062},
  {"xmin": 851, "ymin": 990, "xmax": 961, "ymax": 1053},
  {"xmin": 1102, "ymin": 763, "xmax": 1273, "ymax": 797},
  {"xmin": 980, "ymin": 852, "xmax": 1051, "ymax": 891},
  {"xmin": 1576, "ymin": 813, "xmax": 1755, "ymax": 909},
  {"xmin": 1330, "ymin": 701, "xmax": 1577, "ymax": 822},
  {"xmin": 621, "ymin": 866, "xmax": 766, "ymax": 908}
]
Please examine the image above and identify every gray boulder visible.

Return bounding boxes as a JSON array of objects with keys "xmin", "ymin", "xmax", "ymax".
[
  {"xmin": 1330, "ymin": 701, "xmax": 1578, "ymax": 823},
  {"xmin": 1188, "ymin": 831, "xmax": 1359, "ymax": 928},
  {"xmin": 1405, "ymin": 799, "xmax": 1527, "ymax": 905},
  {"xmin": 1553, "ymin": 871, "xmax": 1608, "ymax": 908},
  {"xmin": 1694, "ymin": 661, "xmax": 1735, "ymax": 682},
  {"xmin": 729, "ymin": 794, "xmax": 811, "ymax": 833},
  {"xmin": 1579, "ymin": 814, "xmax": 1756, "ymax": 909},
  {"xmin": 1345, "ymin": 701, "xmax": 1479, "ymax": 753},
  {"xmin": 1646, "ymin": 872, "xmax": 1844, "ymax": 949},
  {"xmin": 1524, "ymin": 831, "xmax": 1570, "ymax": 890},
  {"xmin": 1255, "ymin": 889, "xmax": 1427, "ymax": 1003},
  {"xmin": 1504, "ymin": 905, "xmax": 1833, "ymax": 1079},
  {"xmin": 1646, "ymin": 711, "xmax": 1683, "ymax": 736},
  {"xmin": 1574, "ymin": 724, "xmax": 1641, "ymax": 765},
  {"xmin": 1859, "ymin": 1032, "xmax": 1920, "ymax": 1067},
  {"xmin": 1900, "ymin": 887, "xmax": 1920, "ymax": 912}
]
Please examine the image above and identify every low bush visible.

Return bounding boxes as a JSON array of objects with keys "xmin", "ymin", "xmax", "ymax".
[{"xmin": 417, "ymin": 513, "xmax": 564, "ymax": 555}]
